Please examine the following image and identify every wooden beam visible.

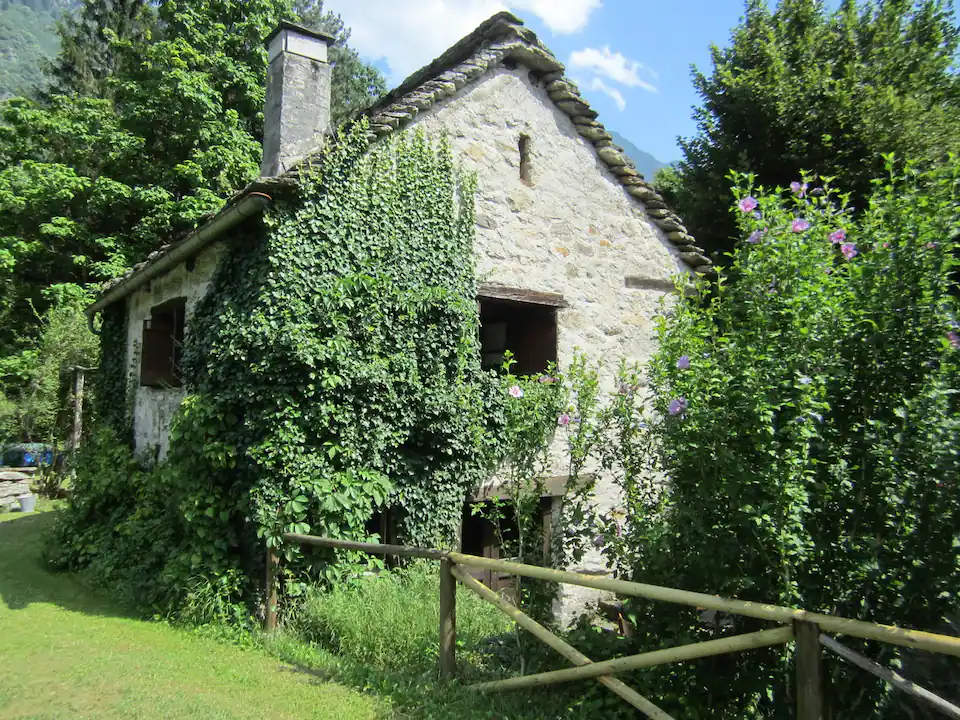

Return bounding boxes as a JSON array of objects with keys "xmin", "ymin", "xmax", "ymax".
[
  {"xmin": 439, "ymin": 557, "xmax": 457, "ymax": 680},
  {"xmin": 446, "ymin": 551, "xmax": 960, "ymax": 658},
  {"xmin": 469, "ymin": 626, "xmax": 795, "ymax": 692},
  {"xmin": 795, "ymin": 621, "xmax": 825, "ymax": 720},
  {"xmin": 477, "ymin": 283, "xmax": 567, "ymax": 308},
  {"xmin": 284, "ymin": 533, "xmax": 448, "ymax": 561},
  {"xmin": 452, "ymin": 565, "xmax": 676, "ymax": 719},
  {"xmin": 470, "ymin": 474, "xmax": 587, "ymax": 501},
  {"xmin": 820, "ymin": 634, "xmax": 960, "ymax": 719}
]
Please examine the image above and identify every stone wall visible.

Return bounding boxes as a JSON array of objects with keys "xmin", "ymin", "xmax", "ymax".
[
  {"xmin": 124, "ymin": 242, "xmax": 225, "ymax": 458},
  {"xmin": 406, "ymin": 66, "xmax": 684, "ymax": 624},
  {"xmin": 0, "ymin": 472, "xmax": 31, "ymax": 509}
]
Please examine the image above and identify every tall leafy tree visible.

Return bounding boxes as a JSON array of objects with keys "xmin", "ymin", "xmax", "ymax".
[
  {"xmin": 663, "ymin": 0, "xmax": 960, "ymax": 259},
  {"xmin": 0, "ymin": 0, "xmax": 385, "ymax": 439},
  {"xmin": 50, "ymin": 0, "xmax": 154, "ymax": 97}
]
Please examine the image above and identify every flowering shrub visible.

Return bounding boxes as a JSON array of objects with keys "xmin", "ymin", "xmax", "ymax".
[
  {"xmin": 478, "ymin": 354, "xmax": 601, "ymax": 623},
  {"xmin": 608, "ymin": 159, "xmax": 960, "ymax": 717}
]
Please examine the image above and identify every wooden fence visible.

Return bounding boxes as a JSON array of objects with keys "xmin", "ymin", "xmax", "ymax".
[{"xmin": 269, "ymin": 533, "xmax": 960, "ymax": 720}]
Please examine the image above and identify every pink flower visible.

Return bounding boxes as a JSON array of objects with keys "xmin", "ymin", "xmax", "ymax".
[
  {"xmin": 790, "ymin": 181, "xmax": 808, "ymax": 197},
  {"xmin": 948, "ymin": 332, "xmax": 960, "ymax": 349},
  {"xmin": 791, "ymin": 218, "xmax": 810, "ymax": 233},
  {"xmin": 668, "ymin": 397, "xmax": 687, "ymax": 416},
  {"xmin": 537, "ymin": 375, "xmax": 555, "ymax": 384},
  {"xmin": 927, "ymin": 242, "xmax": 937, "ymax": 250},
  {"xmin": 738, "ymin": 196, "xmax": 758, "ymax": 213},
  {"xmin": 882, "ymin": 242, "xmax": 890, "ymax": 249},
  {"xmin": 829, "ymin": 229, "xmax": 846, "ymax": 244},
  {"xmin": 508, "ymin": 385, "xmax": 524, "ymax": 398},
  {"xmin": 558, "ymin": 413, "xmax": 571, "ymax": 426},
  {"xmin": 841, "ymin": 242, "xmax": 858, "ymax": 260}
]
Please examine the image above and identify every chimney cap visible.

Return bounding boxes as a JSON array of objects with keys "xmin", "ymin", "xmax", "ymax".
[{"xmin": 265, "ymin": 21, "xmax": 335, "ymax": 47}]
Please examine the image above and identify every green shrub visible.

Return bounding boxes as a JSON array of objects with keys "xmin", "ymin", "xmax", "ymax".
[{"xmin": 606, "ymin": 160, "xmax": 960, "ymax": 718}]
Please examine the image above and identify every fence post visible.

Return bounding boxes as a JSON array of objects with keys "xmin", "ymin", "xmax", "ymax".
[
  {"xmin": 265, "ymin": 545, "xmax": 279, "ymax": 632},
  {"xmin": 795, "ymin": 620, "xmax": 825, "ymax": 720},
  {"xmin": 70, "ymin": 366, "xmax": 86, "ymax": 461},
  {"xmin": 439, "ymin": 556, "xmax": 457, "ymax": 679}
]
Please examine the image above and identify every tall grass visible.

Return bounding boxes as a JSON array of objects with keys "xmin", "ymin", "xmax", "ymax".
[
  {"xmin": 272, "ymin": 563, "xmax": 633, "ymax": 718},
  {"xmin": 288, "ymin": 562, "xmax": 512, "ymax": 676}
]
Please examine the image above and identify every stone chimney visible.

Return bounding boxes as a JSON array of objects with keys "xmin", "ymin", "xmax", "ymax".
[{"xmin": 261, "ymin": 22, "xmax": 334, "ymax": 177}]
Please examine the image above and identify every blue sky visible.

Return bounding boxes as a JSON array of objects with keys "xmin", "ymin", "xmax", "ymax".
[{"xmin": 324, "ymin": 0, "xmax": 750, "ymax": 163}]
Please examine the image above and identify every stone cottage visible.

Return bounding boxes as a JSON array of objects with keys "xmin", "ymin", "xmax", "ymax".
[{"xmin": 85, "ymin": 13, "xmax": 712, "ymax": 620}]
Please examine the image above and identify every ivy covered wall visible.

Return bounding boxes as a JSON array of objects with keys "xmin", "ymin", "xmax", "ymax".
[{"xmin": 56, "ymin": 123, "xmax": 503, "ymax": 609}]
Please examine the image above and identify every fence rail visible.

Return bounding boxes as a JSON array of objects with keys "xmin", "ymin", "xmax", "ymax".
[{"xmin": 274, "ymin": 533, "xmax": 960, "ymax": 719}]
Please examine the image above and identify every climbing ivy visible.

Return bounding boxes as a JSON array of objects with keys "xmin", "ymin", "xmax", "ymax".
[
  {"xmin": 93, "ymin": 301, "xmax": 131, "ymax": 441},
  {"xmin": 53, "ymin": 121, "xmax": 502, "ymax": 613}
]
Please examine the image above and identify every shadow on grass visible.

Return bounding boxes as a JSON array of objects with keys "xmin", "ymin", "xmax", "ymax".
[
  {"xmin": 265, "ymin": 630, "xmax": 599, "ymax": 720},
  {"xmin": 0, "ymin": 510, "xmax": 137, "ymax": 621}
]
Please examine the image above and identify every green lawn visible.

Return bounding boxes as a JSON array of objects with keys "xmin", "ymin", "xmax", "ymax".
[{"xmin": 0, "ymin": 505, "xmax": 384, "ymax": 720}]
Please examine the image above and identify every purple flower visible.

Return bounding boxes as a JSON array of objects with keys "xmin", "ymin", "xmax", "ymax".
[
  {"xmin": 592, "ymin": 534, "xmax": 606, "ymax": 549},
  {"xmin": 790, "ymin": 181, "xmax": 808, "ymax": 197},
  {"xmin": 537, "ymin": 375, "xmax": 555, "ymax": 384},
  {"xmin": 927, "ymin": 242, "xmax": 937, "ymax": 250},
  {"xmin": 841, "ymin": 242, "xmax": 858, "ymax": 260},
  {"xmin": 829, "ymin": 229, "xmax": 846, "ymax": 244},
  {"xmin": 508, "ymin": 385, "xmax": 524, "ymax": 398},
  {"xmin": 948, "ymin": 331, "xmax": 960, "ymax": 349},
  {"xmin": 791, "ymin": 218, "xmax": 811, "ymax": 233},
  {"xmin": 738, "ymin": 196, "xmax": 758, "ymax": 213},
  {"xmin": 668, "ymin": 397, "xmax": 687, "ymax": 416},
  {"xmin": 747, "ymin": 230, "xmax": 764, "ymax": 244},
  {"xmin": 676, "ymin": 355, "xmax": 691, "ymax": 370},
  {"xmin": 558, "ymin": 413, "xmax": 571, "ymax": 426},
  {"xmin": 798, "ymin": 376, "xmax": 812, "ymax": 385},
  {"xmin": 753, "ymin": 211, "xmax": 763, "ymax": 220}
]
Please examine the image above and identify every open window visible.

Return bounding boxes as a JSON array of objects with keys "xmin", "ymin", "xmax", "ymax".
[
  {"xmin": 139, "ymin": 297, "xmax": 186, "ymax": 388},
  {"xmin": 478, "ymin": 286, "xmax": 562, "ymax": 375},
  {"xmin": 461, "ymin": 498, "xmax": 554, "ymax": 593}
]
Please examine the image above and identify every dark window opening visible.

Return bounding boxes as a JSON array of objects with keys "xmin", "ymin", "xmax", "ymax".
[
  {"xmin": 519, "ymin": 133, "xmax": 533, "ymax": 185},
  {"xmin": 139, "ymin": 297, "xmax": 186, "ymax": 388},
  {"xmin": 461, "ymin": 499, "xmax": 552, "ymax": 593},
  {"xmin": 479, "ymin": 297, "xmax": 557, "ymax": 375},
  {"xmin": 365, "ymin": 507, "xmax": 396, "ymax": 544}
]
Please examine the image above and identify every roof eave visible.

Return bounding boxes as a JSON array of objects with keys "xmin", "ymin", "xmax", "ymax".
[{"xmin": 85, "ymin": 193, "xmax": 272, "ymax": 316}]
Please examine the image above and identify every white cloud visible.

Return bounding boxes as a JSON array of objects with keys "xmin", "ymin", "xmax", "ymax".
[
  {"xmin": 325, "ymin": 0, "xmax": 602, "ymax": 84},
  {"xmin": 511, "ymin": 0, "xmax": 601, "ymax": 34},
  {"xmin": 568, "ymin": 46, "xmax": 658, "ymax": 93},
  {"xmin": 587, "ymin": 77, "xmax": 625, "ymax": 111}
]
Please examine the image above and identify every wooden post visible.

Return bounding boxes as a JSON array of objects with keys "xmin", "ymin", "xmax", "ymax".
[
  {"xmin": 795, "ymin": 620, "xmax": 825, "ymax": 720},
  {"xmin": 265, "ymin": 545, "xmax": 279, "ymax": 632},
  {"xmin": 70, "ymin": 366, "xmax": 86, "ymax": 460},
  {"xmin": 439, "ymin": 556, "xmax": 457, "ymax": 679},
  {"xmin": 452, "ymin": 564, "xmax": 677, "ymax": 719}
]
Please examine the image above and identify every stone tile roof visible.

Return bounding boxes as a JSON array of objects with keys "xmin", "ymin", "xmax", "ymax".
[{"xmin": 95, "ymin": 12, "xmax": 711, "ymax": 306}]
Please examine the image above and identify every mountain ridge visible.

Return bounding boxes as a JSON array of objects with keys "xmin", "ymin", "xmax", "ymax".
[{"xmin": 609, "ymin": 130, "xmax": 669, "ymax": 182}]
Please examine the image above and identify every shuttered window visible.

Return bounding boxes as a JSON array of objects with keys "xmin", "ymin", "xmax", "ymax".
[{"xmin": 139, "ymin": 298, "xmax": 186, "ymax": 388}]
